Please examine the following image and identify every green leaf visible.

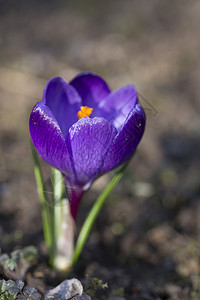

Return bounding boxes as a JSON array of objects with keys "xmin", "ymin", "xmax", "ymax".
[
  {"xmin": 11, "ymin": 250, "xmax": 20, "ymax": 261},
  {"xmin": 0, "ymin": 254, "xmax": 9, "ymax": 263},
  {"xmin": 4, "ymin": 259, "xmax": 17, "ymax": 271},
  {"xmin": 0, "ymin": 280, "xmax": 7, "ymax": 293},
  {"xmin": 30, "ymin": 140, "xmax": 54, "ymax": 266},
  {"xmin": 73, "ymin": 160, "xmax": 129, "ymax": 264},
  {"xmin": 21, "ymin": 246, "xmax": 38, "ymax": 263}
]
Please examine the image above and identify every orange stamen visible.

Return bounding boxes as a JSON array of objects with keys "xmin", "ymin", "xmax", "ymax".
[{"xmin": 77, "ymin": 106, "xmax": 93, "ymax": 119}]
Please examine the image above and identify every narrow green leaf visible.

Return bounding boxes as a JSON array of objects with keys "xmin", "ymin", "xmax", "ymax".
[
  {"xmin": 30, "ymin": 140, "xmax": 53, "ymax": 264},
  {"xmin": 72, "ymin": 161, "xmax": 129, "ymax": 264}
]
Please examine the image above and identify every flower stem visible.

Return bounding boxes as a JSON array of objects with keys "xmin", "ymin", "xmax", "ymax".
[
  {"xmin": 52, "ymin": 198, "xmax": 75, "ymax": 272},
  {"xmin": 72, "ymin": 161, "xmax": 130, "ymax": 265},
  {"xmin": 51, "ymin": 168, "xmax": 64, "ymax": 244},
  {"xmin": 51, "ymin": 168, "xmax": 75, "ymax": 272}
]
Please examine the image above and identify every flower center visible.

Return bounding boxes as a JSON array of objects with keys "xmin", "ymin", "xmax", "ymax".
[{"xmin": 77, "ymin": 106, "xmax": 93, "ymax": 119}]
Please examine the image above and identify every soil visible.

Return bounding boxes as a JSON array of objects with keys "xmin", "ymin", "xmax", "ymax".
[{"xmin": 0, "ymin": 0, "xmax": 200, "ymax": 299}]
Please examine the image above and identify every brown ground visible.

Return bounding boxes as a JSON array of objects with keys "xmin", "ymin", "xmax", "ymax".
[{"xmin": 0, "ymin": 1, "xmax": 200, "ymax": 299}]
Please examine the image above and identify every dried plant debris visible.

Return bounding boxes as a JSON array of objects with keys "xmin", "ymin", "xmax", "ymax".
[
  {"xmin": 0, "ymin": 246, "xmax": 38, "ymax": 280},
  {"xmin": 0, "ymin": 279, "xmax": 41, "ymax": 299},
  {"xmin": 83, "ymin": 277, "xmax": 125, "ymax": 300},
  {"xmin": 83, "ymin": 277, "xmax": 108, "ymax": 300}
]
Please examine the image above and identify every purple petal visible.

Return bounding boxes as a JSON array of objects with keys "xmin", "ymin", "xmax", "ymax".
[
  {"xmin": 67, "ymin": 116, "xmax": 117, "ymax": 188},
  {"xmin": 29, "ymin": 101, "xmax": 73, "ymax": 177},
  {"xmin": 70, "ymin": 72, "xmax": 111, "ymax": 109},
  {"xmin": 95, "ymin": 85, "xmax": 138, "ymax": 131},
  {"xmin": 43, "ymin": 77, "xmax": 82, "ymax": 138},
  {"xmin": 100, "ymin": 104, "xmax": 146, "ymax": 173}
]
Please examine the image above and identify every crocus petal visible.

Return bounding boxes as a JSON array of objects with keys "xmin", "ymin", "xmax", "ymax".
[
  {"xmin": 29, "ymin": 101, "xmax": 73, "ymax": 177},
  {"xmin": 43, "ymin": 77, "xmax": 82, "ymax": 138},
  {"xmin": 70, "ymin": 72, "xmax": 111, "ymax": 109},
  {"xmin": 95, "ymin": 85, "xmax": 138, "ymax": 131},
  {"xmin": 67, "ymin": 116, "xmax": 117, "ymax": 188},
  {"xmin": 100, "ymin": 104, "xmax": 145, "ymax": 173}
]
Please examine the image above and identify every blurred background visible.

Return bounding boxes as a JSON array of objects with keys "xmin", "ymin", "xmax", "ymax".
[{"xmin": 0, "ymin": 0, "xmax": 200, "ymax": 299}]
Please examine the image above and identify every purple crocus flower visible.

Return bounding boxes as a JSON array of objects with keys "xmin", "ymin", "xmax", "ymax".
[{"xmin": 29, "ymin": 72, "xmax": 145, "ymax": 218}]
